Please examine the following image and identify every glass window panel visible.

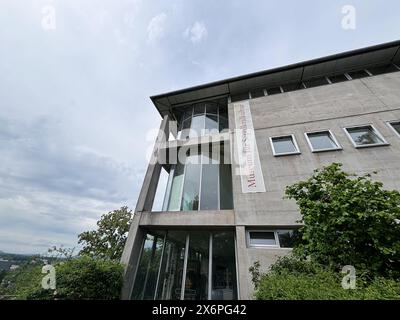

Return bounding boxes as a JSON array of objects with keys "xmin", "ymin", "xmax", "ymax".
[
  {"xmin": 181, "ymin": 154, "xmax": 201, "ymax": 211},
  {"xmin": 328, "ymin": 74, "xmax": 348, "ymax": 83},
  {"xmin": 348, "ymin": 70, "xmax": 370, "ymax": 79},
  {"xmin": 303, "ymin": 77, "xmax": 329, "ymax": 88},
  {"xmin": 271, "ymin": 136, "xmax": 298, "ymax": 154},
  {"xmin": 281, "ymin": 82, "xmax": 303, "ymax": 92},
  {"xmin": 200, "ymin": 153, "xmax": 219, "ymax": 210},
  {"xmin": 184, "ymin": 232, "xmax": 209, "ymax": 300},
  {"xmin": 250, "ymin": 88, "xmax": 265, "ymax": 98},
  {"xmin": 266, "ymin": 87, "xmax": 282, "ymax": 95},
  {"xmin": 390, "ymin": 122, "xmax": 400, "ymax": 135},
  {"xmin": 219, "ymin": 164, "xmax": 233, "ymax": 210},
  {"xmin": 204, "ymin": 114, "xmax": 218, "ymax": 135},
  {"xmin": 179, "ymin": 118, "xmax": 192, "ymax": 140},
  {"xmin": 249, "ymin": 232, "xmax": 276, "ymax": 246},
  {"xmin": 156, "ymin": 231, "xmax": 187, "ymax": 300},
  {"xmin": 167, "ymin": 162, "xmax": 185, "ymax": 211},
  {"xmin": 277, "ymin": 230, "xmax": 297, "ymax": 248},
  {"xmin": 367, "ymin": 64, "xmax": 399, "ymax": 75},
  {"xmin": 131, "ymin": 232, "xmax": 165, "ymax": 300},
  {"xmin": 190, "ymin": 115, "xmax": 205, "ymax": 138},
  {"xmin": 212, "ymin": 232, "xmax": 237, "ymax": 300},
  {"xmin": 194, "ymin": 104, "xmax": 205, "ymax": 115},
  {"xmin": 206, "ymin": 103, "xmax": 218, "ymax": 115},
  {"xmin": 219, "ymin": 106, "xmax": 229, "ymax": 132},
  {"xmin": 307, "ymin": 131, "xmax": 339, "ymax": 150},
  {"xmin": 347, "ymin": 126, "xmax": 384, "ymax": 145}
]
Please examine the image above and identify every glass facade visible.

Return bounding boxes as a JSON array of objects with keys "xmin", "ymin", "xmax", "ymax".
[
  {"xmin": 177, "ymin": 102, "xmax": 228, "ymax": 140},
  {"xmin": 132, "ymin": 229, "xmax": 237, "ymax": 300},
  {"xmin": 163, "ymin": 145, "xmax": 233, "ymax": 212}
]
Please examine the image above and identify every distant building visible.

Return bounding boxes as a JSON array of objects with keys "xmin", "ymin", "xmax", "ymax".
[{"xmin": 121, "ymin": 40, "xmax": 400, "ymax": 300}]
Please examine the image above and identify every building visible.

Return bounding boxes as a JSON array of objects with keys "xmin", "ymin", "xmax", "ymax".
[{"xmin": 121, "ymin": 40, "xmax": 400, "ymax": 300}]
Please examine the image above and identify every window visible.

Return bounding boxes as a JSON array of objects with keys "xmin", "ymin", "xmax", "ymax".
[
  {"xmin": 132, "ymin": 229, "xmax": 237, "ymax": 300},
  {"xmin": 230, "ymin": 92, "xmax": 250, "ymax": 103},
  {"xmin": 344, "ymin": 125, "xmax": 389, "ymax": 148},
  {"xmin": 163, "ymin": 144, "xmax": 233, "ymax": 211},
  {"xmin": 281, "ymin": 82, "xmax": 304, "ymax": 92},
  {"xmin": 178, "ymin": 102, "xmax": 228, "ymax": 140},
  {"xmin": 367, "ymin": 64, "xmax": 399, "ymax": 76},
  {"xmin": 247, "ymin": 230, "xmax": 296, "ymax": 248},
  {"xmin": 248, "ymin": 231, "xmax": 276, "ymax": 247},
  {"xmin": 303, "ymin": 77, "xmax": 329, "ymax": 88},
  {"xmin": 387, "ymin": 121, "xmax": 400, "ymax": 138},
  {"xmin": 347, "ymin": 70, "xmax": 370, "ymax": 79},
  {"xmin": 269, "ymin": 134, "xmax": 301, "ymax": 156},
  {"xmin": 250, "ymin": 88, "xmax": 265, "ymax": 99},
  {"xmin": 305, "ymin": 130, "xmax": 342, "ymax": 152},
  {"xmin": 327, "ymin": 74, "xmax": 349, "ymax": 83},
  {"xmin": 266, "ymin": 86, "xmax": 282, "ymax": 95}
]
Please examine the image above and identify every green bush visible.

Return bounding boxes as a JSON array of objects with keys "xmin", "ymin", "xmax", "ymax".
[
  {"xmin": 254, "ymin": 257, "xmax": 400, "ymax": 300},
  {"xmin": 0, "ymin": 261, "xmax": 44, "ymax": 299},
  {"xmin": 55, "ymin": 256, "xmax": 123, "ymax": 300},
  {"xmin": 0, "ymin": 257, "xmax": 124, "ymax": 300}
]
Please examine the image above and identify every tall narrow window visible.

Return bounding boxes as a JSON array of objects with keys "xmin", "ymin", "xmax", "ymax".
[
  {"xmin": 181, "ymin": 153, "xmax": 201, "ymax": 211},
  {"xmin": 344, "ymin": 125, "xmax": 388, "ymax": 148},
  {"xmin": 269, "ymin": 135, "xmax": 301, "ymax": 156}
]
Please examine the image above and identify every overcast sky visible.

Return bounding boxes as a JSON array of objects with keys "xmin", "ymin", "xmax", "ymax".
[{"xmin": 1, "ymin": 0, "xmax": 399, "ymax": 254}]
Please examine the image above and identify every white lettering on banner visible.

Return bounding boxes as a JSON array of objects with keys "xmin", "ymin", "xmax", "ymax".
[{"xmin": 233, "ymin": 100, "xmax": 266, "ymax": 193}]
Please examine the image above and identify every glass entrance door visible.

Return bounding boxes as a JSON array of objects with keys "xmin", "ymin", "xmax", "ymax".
[{"xmin": 131, "ymin": 229, "xmax": 237, "ymax": 300}]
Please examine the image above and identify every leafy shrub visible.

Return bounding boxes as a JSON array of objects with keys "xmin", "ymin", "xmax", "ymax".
[
  {"xmin": 55, "ymin": 256, "xmax": 123, "ymax": 300},
  {"xmin": 285, "ymin": 163, "xmax": 400, "ymax": 278},
  {"xmin": 254, "ymin": 256, "xmax": 400, "ymax": 300},
  {"xmin": 0, "ymin": 257, "xmax": 124, "ymax": 300},
  {"xmin": 0, "ymin": 260, "xmax": 43, "ymax": 299}
]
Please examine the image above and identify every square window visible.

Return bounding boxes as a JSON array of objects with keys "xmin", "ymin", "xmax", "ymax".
[
  {"xmin": 344, "ymin": 125, "xmax": 388, "ymax": 148},
  {"xmin": 248, "ymin": 231, "xmax": 276, "ymax": 247},
  {"xmin": 388, "ymin": 121, "xmax": 400, "ymax": 138},
  {"xmin": 281, "ymin": 82, "xmax": 304, "ymax": 92},
  {"xmin": 270, "ymin": 135, "xmax": 300, "ymax": 156},
  {"xmin": 305, "ymin": 130, "xmax": 341, "ymax": 152}
]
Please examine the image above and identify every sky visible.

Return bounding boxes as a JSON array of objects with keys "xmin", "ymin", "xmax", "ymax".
[{"xmin": 0, "ymin": 0, "xmax": 400, "ymax": 254}]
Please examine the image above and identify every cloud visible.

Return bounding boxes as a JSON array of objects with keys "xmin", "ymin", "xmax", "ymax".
[
  {"xmin": 0, "ymin": 115, "xmax": 140, "ymax": 254},
  {"xmin": 147, "ymin": 12, "xmax": 167, "ymax": 44},
  {"xmin": 184, "ymin": 21, "xmax": 207, "ymax": 44}
]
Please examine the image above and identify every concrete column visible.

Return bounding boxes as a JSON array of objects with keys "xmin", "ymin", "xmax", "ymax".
[
  {"xmin": 120, "ymin": 115, "xmax": 170, "ymax": 299},
  {"xmin": 235, "ymin": 225, "xmax": 251, "ymax": 300}
]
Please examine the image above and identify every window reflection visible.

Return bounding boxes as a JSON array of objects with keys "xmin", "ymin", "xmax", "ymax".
[{"xmin": 132, "ymin": 230, "xmax": 237, "ymax": 301}]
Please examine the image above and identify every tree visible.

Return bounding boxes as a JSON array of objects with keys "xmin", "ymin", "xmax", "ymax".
[
  {"xmin": 285, "ymin": 163, "xmax": 400, "ymax": 278},
  {"xmin": 78, "ymin": 206, "xmax": 133, "ymax": 261}
]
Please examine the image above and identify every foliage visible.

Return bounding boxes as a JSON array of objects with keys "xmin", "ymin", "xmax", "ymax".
[
  {"xmin": 0, "ymin": 270, "xmax": 7, "ymax": 283},
  {"xmin": 285, "ymin": 163, "xmax": 400, "ymax": 278},
  {"xmin": 254, "ymin": 256, "xmax": 400, "ymax": 300},
  {"xmin": 55, "ymin": 256, "xmax": 123, "ymax": 300},
  {"xmin": 47, "ymin": 245, "xmax": 76, "ymax": 260},
  {"xmin": 0, "ymin": 259, "xmax": 44, "ymax": 299},
  {"xmin": 249, "ymin": 261, "xmax": 261, "ymax": 290},
  {"xmin": 78, "ymin": 206, "xmax": 133, "ymax": 261},
  {"xmin": 0, "ymin": 256, "xmax": 123, "ymax": 300}
]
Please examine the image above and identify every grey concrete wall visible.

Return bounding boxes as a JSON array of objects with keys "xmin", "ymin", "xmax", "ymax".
[{"xmin": 230, "ymin": 71, "xmax": 400, "ymax": 299}]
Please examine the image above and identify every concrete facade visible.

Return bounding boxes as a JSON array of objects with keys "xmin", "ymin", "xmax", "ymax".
[{"xmin": 121, "ymin": 41, "xmax": 400, "ymax": 300}]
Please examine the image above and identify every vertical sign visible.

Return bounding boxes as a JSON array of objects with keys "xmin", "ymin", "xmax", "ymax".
[{"xmin": 233, "ymin": 100, "xmax": 266, "ymax": 193}]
